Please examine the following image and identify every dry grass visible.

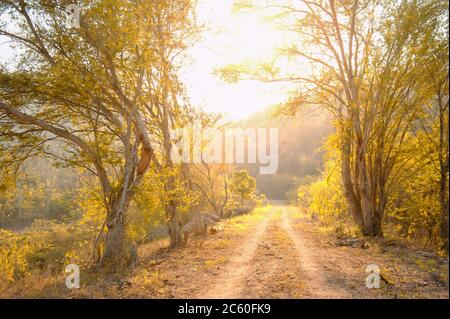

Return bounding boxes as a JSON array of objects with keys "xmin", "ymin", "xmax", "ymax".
[
  {"xmin": 288, "ymin": 212, "xmax": 449, "ymax": 298},
  {"xmin": 1, "ymin": 205, "xmax": 448, "ymax": 299}
]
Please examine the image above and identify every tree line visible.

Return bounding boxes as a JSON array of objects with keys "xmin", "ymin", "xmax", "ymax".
[
  {"xmin": 221, "ymin": 0, "xmax": 449, "ymax": 251},
  {"xmin": 0, "ymin": 0, "xmax": 263, "ymax": 272}
]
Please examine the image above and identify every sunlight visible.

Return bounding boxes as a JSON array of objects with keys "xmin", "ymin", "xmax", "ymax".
[
  {"xmin": 181, "ymin": 0, "xmax": 289, "ymax": 120},
  {"xmin": 0, "ymin": 0, "xmax": 447, "ymax": 301}
]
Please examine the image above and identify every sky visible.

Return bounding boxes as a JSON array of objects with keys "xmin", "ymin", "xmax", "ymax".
[
  {"xmin": 0, "ymin": 37, "xmax": 15, "ymax": 64},
  {"xmin": 180, "ymin": 0, "xmax": 290, "ymax": 120},
  {"xmin": 0, "ymin": 0, "xmax": 293, "ymax": 120}
]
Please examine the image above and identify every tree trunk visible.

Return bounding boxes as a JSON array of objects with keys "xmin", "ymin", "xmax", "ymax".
[
  {"xmin": 359, "ymin": 173, "xmax": 374, "ymax": 236},
  {"xmin": 359, "ymin": 180, "xmax": 374, "ymax": 236},
  {"xmin": 167, "ymin": 200, "xmax": 183, "ymax": 248},
  {"xmin": 439, "ymin": 152, "xmax": 449, "ymax": 251},
  {"xmin": 102, "ymin": 213, "xmax": 127, "ymax": 268},
  {"xmin": 372, "ymin": 176, "xmax": 386, "ymax": 237},
  {"xmin": 99, "ymin": 190, "xmax": 133, "ymax": 269},
  {"xmin": 372, "ymin": 210, "xmax": 383, "ymax": 236},
  {"xmin": 353, "ymin": 105, "xmax": 376, "ymax": 236},
  {"xmin": 220, "ymin": 175, "xmax": 229, "ymax": 218},
  {"xmin": 438, "ymin": 96, "xmax": 449, "ymax": 251},
  {"xmin": 440, "ymin": 199, "xmax": 449, "ymax": 251},
  {"xmin": 339, "ymin": 123, "xmax": 364, "ymax": 229}
]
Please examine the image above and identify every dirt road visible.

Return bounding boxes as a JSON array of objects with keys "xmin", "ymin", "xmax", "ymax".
[
  {"xmin": 194, "ymin": 206, "xmax": 448, "ymax": 299},
  {"xmin": 199, "ymin": 210, "xmax": 273, "ymax": 298},
  {"xmin": 198, "ymin": 206, "xmax": 350, "ymax": 298},
  {"xmin": 14, "ymin": 205, "xmax": 448, "ymax": 298}
]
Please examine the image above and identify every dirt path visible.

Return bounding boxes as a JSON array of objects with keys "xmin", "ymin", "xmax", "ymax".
[
  {"xmin": 195, "ymin": 206, "xmax": 447, "ymax": 299},
  {"xmin": 280, "ymin": 207, "xmax": 350, "ymax": 298},
  {"xmin": 198, "ymin": 210, "xmax": 273, "ymax": 298},
  {"xmin": 200, "ymin": 206, "xmax": 350, "ymax": 298},
  {"xmin": 14, "ymin": 205, "xmax": 447, "ymax": 298}
]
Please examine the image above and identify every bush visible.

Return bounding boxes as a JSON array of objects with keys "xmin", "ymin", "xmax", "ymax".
[
  {"xmin": 0, "ymin": 229, "xmax": 32, "ymax": 285},
  {"xmin": 297, "ymin": 159, "xmax": 352, "ymax": 233},
  {"xmin": 0, "ymin": 219, "xmax": 93, "ymax": 287}
]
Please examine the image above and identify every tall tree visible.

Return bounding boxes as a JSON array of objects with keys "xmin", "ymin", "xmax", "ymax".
[
  {"xmin": 419, "ymin": 23, "xmax": 449, "ymax": 250},
  {"xmin": 0, "ymin": 0, "xmax": 197, "ymax": 266},
  {"xmin": 222, "ymin": 0, "xmax": 448, "ymax": 236}
]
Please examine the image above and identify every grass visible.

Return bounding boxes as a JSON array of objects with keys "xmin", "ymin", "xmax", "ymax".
[
  {"xmin": 204, "ymin": 256, "xmax": 228, "ymax": 269},
  {"xmin": 225, "ymin": 205, "xmax": 270, "ymax": 233},
  {"xmin": 287, "ymin": 207, "xmax": 306, "ymax": 220},
  {"xmin": 0, "ymin": 205, "xmax": 274, "ymax": 298},
  {"xmin": 212, "ymin": 239, "xmax": 232, "ymax": 249}
]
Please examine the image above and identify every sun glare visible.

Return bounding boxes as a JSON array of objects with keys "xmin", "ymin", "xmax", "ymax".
[{"xmin": 181, "ymin": 0, "xmax": 289, "ymax": 120}]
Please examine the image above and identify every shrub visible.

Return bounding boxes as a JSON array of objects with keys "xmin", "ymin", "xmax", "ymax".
[{"xmin": 0, "ymin": 229, "xmax": 33, "ymax": 284}]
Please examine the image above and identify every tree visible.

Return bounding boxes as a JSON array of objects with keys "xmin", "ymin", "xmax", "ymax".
[
  {"xmin": 188, "ymin": 114, "xmax": 233, "ymax": 217},
  {"xmin": 229, "ymin": 169, "xmax": 256, "ymax": 205},
  {"xmin": 0, "ymin": 0, "xmax": 197, "ymax": 267},
  {"xmin": 222, "ymin": 0, "xmax": 448, "ymax": 236},
  {"xmin": 418, "ymin": 27, "xmax": 449, "ymax": 250}
]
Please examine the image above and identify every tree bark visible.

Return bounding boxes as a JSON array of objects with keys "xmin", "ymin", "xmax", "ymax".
[
  {"xmin": 98, "ymin": 188, "xmax": 133, "ymax": 269},
  {"xmin": 373, "ymin": 171, "xmax": 386, "ymax": 237},
  {"xmin": 440, "ymin": 197, "xmax": 449, "ymax": 251},
  {"xmin": 102, "ymin": 212, "xmax": 127, "ymax": 267},
  {"xmin": 167, "ymin": 199, "xmax": 183, "ymax": 248},
  {"xmin": 220, "ymin": 175, "xmax": 229, "ymax": 218},
  {"xmin": 372, "ymin": 210, "xmax": 383, "ymax": 236},
  {"xmin": 339, "ymin": 123, "xmax": 364, "ymax": 229},
  {"xmin": 438, "ymin": 94, "xmax": 449, "ymax": 251}
]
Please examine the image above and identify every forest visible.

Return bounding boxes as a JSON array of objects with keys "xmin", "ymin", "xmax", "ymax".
[{"xmin": 0, "ymin": 0, "xmax": 448, "ymax": 299}]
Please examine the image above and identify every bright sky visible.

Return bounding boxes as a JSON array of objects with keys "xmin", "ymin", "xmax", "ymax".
[
  {"xmin": 0, "ymin": 37, "xmax": 15, "ymax": 64},
  {"xmin": 0, "ymin": 0, "xmax": 293, "ymax": 120},
  {"xmin": 180, "ymin": 0, "xmax": 291, "ymax": 120}
]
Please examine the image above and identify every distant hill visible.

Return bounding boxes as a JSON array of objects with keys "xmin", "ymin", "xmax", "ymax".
[{"xmin": 233, "ymin": 106, "xmax": 333, "ymax": 200}]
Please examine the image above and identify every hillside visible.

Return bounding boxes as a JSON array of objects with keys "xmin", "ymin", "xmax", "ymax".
[{"xmin": 235, "ymin": 107, "xmax": 333, "ymax": 199}]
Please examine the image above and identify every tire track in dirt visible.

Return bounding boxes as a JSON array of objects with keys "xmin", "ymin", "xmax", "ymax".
[
  {"xmin": 280, "ymin": 206, "xmax": 350, "ymax": 298},
  {"xmin": 238, "ymin": 213, "xmax": 307, "ymax": 298},
  {"xmin": 198, "ymin": 210, "xmax": 273, "ymax": 298},
  {"xmin": 200, "ymin": 206, "xmax": 350, "ymax": 298}
]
